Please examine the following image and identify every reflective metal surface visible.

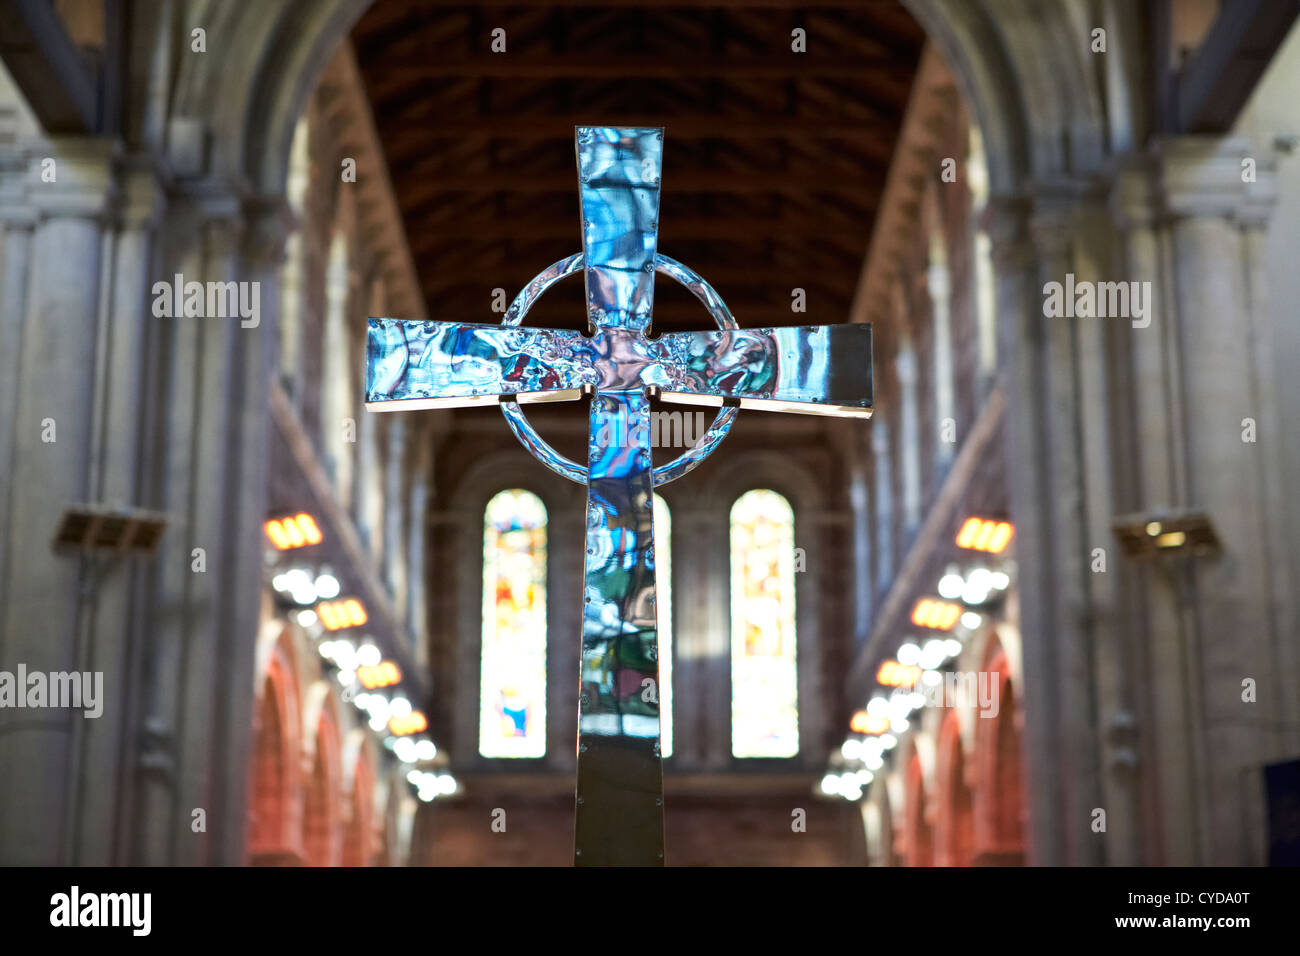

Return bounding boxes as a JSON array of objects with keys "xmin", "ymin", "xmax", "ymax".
[
  {"xmin": 573, "ymin": 128, "xmax": 665, "ymax": 866},
  {"xmin": 362, "ymin": 126, "xmax": 874, "ymax": 867}
]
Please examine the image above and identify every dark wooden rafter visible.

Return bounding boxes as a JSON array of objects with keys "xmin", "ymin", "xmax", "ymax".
[
  {"xmin": 0, "ymin": 0, "xmax": 100, "ymax": 133},
  {"xmin": 350, "ymin": 1, "xmax": 925, "ymax": 333}
]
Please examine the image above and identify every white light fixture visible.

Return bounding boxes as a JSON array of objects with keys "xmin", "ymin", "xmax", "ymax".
[
  {"xmin": 921, "ymin": 638, "xmax": 947, "ymax": 669},
  {"xmin": 961, "ymin": 611, "xmax": 982, "ymax": 630},
  {"xmin": 390, "ymin": 696, "xmax": 412, "ymax": 718},
  {"xmin": 314, "ymin": 572, "xmax": 340, "ymax": 600},
  {"xmin": 437, "ymin": 774, "xmax": 457, "ymax": 795},
  {"xmin": 841, "ymin": 738, "xmax": 863, "ymax": 761},
  {"xmin": 990, "ymin": 571, "xmax": 1010, "ymax": 590},
  {"xmin": 921, "ymin": 669, "xmax": 942, "ymax": 687},
  {"xmin": 879, "ymin": 733, "xmax": 898, "ymax": 750},
  {"xmin": 415, "ymin": 739, "xmax": 437, "ymax": 761},
  {"xmin": 273, "ymin": 574, "xmax": 290, "ymax": 592},
  {"xmin": 357, "ymin": 643, "xmax": 382, "ymax": 668},
  {"xmin": 938, "ymin": 571, "xmax": 964, "ymax": 600},
  {"xmin": 944, "ymin": 638, "xmax": 963, "ymax": 657},
  {"xmin": 336, "ymin": 669, "xmax": 355, "ymax": 686},
  {"xmin": 866, "ymin": 696, "xmax": 890, "ymax": 718},
  {"xmin": 394, "ymin": 737, "xmax": 418, "ymax": 763},
  {"xmin": 821, "ymin": 773, "xmax": 842, "ymax": 796},
  {"xmin": 897, "ymin": 642, "xmax": 921, "ymax": 666},
  {"xmin": 297, "ymin": 609, "xmax": 318, "ymax": 627}
]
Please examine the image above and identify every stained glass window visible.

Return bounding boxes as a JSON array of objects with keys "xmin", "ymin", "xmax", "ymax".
[
  {"xmin": 653, "ymin": 494, "xmax": 673, "ymax": 758},
  {"xmin": 480, "ymin": 489, "xmax": 548, "ymax": 758},
  {"xmin": 730, "ymin": 489, "xmax": 798, "ymax": 757}
]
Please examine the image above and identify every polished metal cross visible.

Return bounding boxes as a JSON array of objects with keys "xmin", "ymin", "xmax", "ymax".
[{"xmin": 365, "ymin": 127, "xmax": 872, "ymax": 866}]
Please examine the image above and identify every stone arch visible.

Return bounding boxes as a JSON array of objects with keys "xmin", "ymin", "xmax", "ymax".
[
  {"xmin": 247, "ymin": 622, "xmax": 303, "ymax": 863},
  {"xmin": 935, "ymin": 709, "xmax": 975, "ymax": 866},
  {"xmin": 341, "ymin": 729, "xmax": 377, "ymax": 866},
  {"xmin": 902, "ymin": 751, "xmax": 934, "ymax": 867},
  {"xmin": 301, "ymin": 683, "xmax": 344, "ymax": 866},
  {"xmin": 861, "ymin": 776, "xmax": 897, "ymax": 867},
  {"xmin": 973, "ymin": 636, "xmax": 1027, "ymax": 865},
  {"xmin": 169, "ymin": 1, "xmax": 371, "ymax": 195}
]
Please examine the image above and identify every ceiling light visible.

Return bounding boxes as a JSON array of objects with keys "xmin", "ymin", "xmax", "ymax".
[{"xmin": 938, "ymin": 571, "xmax": 965, "ymax": 599}]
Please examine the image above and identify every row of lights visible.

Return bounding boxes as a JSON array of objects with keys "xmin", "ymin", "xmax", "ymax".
[
  {"xmin": 318, "ymin": 639, "xmax": 452, "ymax": 802},
  {"xmin": 821, "ymin": 518, "xmax": 1016, "ymax": 803},
  {"xmin": 266, "ymin": 512, "xmax": 455, "ymax": 804}
]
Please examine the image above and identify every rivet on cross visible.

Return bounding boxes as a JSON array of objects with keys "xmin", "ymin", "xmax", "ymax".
[{"xmin": 365, "ymin": 127, "xmax": 873, "ymax": 866}]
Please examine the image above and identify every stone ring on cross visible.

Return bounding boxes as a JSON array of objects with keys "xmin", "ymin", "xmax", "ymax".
[{"xmin": 365, "ymin": 126, "xmax": 873, "ymax": 866}]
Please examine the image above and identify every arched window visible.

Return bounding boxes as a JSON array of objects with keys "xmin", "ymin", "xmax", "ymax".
[
  {"xmin": 928, "ymin": 227, "xmax": 956, "ymax": 467},
  {"xmin": 653, "ymin": 493, "xmax": 673, "ymax": 757},
  {"xmin": 730, "ymin": 489, "xmax": 798, "ymax": 758},
  {"xmin": 968, "ymin": 124, "xmax": 997, "ymax": 385},
  {"xmin": 322, "ymin": 229, "xmax": 354, "ymax": 508},
  {"xmin": 479, "ymin": 489, "xmax": 548, "ymax": 758},
  {"xmin": 279, "ymin": 116, "xmax": 309, "ymax": 400},
  {"xmin": 897, "ymin": 335, "xmax": 922, "ymax": 531},
  {"xmin": 873, "ymin": 420, "xmax": 893, "ymax": 588}
]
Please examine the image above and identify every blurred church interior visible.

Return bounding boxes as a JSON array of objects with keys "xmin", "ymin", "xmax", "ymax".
[{"xmin": 1, "ymin": 0, "xmax": 1298, "ymax": 866}]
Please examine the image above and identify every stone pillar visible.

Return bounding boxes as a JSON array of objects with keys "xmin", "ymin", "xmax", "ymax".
[
  {"xmin": 0, "ymin": 169, "xmax": 35, "ymax": 620},
  {"xmin": 1153, "ymin": 137, "xmax": 1294, "ymax": 865},
  {"xmin": 0, "ymin": 138, "xmax": 118, "ymax": 865},
  {"xmin": 72, "ymin": 161, "xmax": 166, "ymax": 864},
  {"xmin": 133, "ymin": 187, "xmax": 287, "ymax": 866},
  {"xmin": 983, "ymin": 194, "xmax": 1066, "ymax": 865}
]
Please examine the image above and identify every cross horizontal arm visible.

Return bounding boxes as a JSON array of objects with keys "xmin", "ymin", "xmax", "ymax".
[
  {"xmin": 365, "ymin": 317, "xmax": 595, "ymax": 411},
  {"xmin": 651, "ymin": 323, "xmax": 872, "ymax": 417}
]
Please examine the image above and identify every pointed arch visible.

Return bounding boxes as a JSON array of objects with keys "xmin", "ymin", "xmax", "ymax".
[
  {"xmin": 341, "ymin": 730, "xmax": 377, "ymax": 866},
  {"xmin": 935, "ymin": 709, "xmax": 975, "ymax": 866},
  {"xmin": 247, "ymin": 623, "xmax": 303, "ymax": 864},
  {"xmin": 903, "ymin": 751, "xmax": 934, "ymax": 866},
  {"xmin": 973, "ymin": 635, "xmax": 1026, "ymax": 865},
  {"xmin": 301, "ymin": 684, "xmax": 343, "ymax": 866}
]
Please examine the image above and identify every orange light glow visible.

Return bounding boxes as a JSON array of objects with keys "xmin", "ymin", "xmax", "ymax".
[
  {"xmin": 911, "ymin": 598, "xmax": 962, "ymax": 630},
  {"xmin": 317, "ymin": 598, "xmax": 368, "ymax": 631},
  {"xmin": 264, "ymin": 520, "xmax": 290, "ymax": 550},
  {"xmin": 357, "ymin": 661, "xmax": 401, "ymax": 690},
  {"xmin": 850, "ymin": 711, "xmax": 891, "ymax": 735},
  {"xmin": 956, "ymin": 516, "xmax": 1014, "ymax": 554},
  {"xmin": 956, "ymin": 517, "xmax": 982, "ymax": 549},
  {"xmin": 876, "ymin": 660, "xmax": 923, "ymax": 688},
  {"xmin": 389, "ymin": 711, "xmax": 428, "ymax": 736},
  {"xmin": 265, "ymin": 513, "xmax": 324, "ymax": 550}
]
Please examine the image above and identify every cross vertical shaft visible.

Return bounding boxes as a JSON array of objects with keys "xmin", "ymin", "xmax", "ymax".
[{"xmin": 573, "ymin": 127, "xmax": 665, "ymax": 865}]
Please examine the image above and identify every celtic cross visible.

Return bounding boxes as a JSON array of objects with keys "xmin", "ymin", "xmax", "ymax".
[{"xmin": 365, "ymin": 127, "xmax": 872, "ymax": 865}]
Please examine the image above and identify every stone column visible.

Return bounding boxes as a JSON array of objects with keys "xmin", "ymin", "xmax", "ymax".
[
  {"xmin": 983, "ymin": 194, "xmax": 1065, "ymax": 865},
  {"xmin": 72, "ymin": 161, "xmax": 166, "ymax": 864},
  {"xmin": 1154, "ymin": 136, "xmax": 1293, "ymax": 865},
  {"xmin": 0, "ymin": 169, "xmax": 35, "ymax": 620},
  {"xmin": 0, "ymin": 138, "xmax": 118, "ymax": 865}
]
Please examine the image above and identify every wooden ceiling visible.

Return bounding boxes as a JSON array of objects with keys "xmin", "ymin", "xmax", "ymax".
[{"xmin": 351, "ymin": 1, "xmax": 925, "ymax": 335}]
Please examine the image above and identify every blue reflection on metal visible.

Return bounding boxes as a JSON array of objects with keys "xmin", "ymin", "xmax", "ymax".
[{"xmin": 362, "ymin": 126, "xmax": 874, "ymax": 867}]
